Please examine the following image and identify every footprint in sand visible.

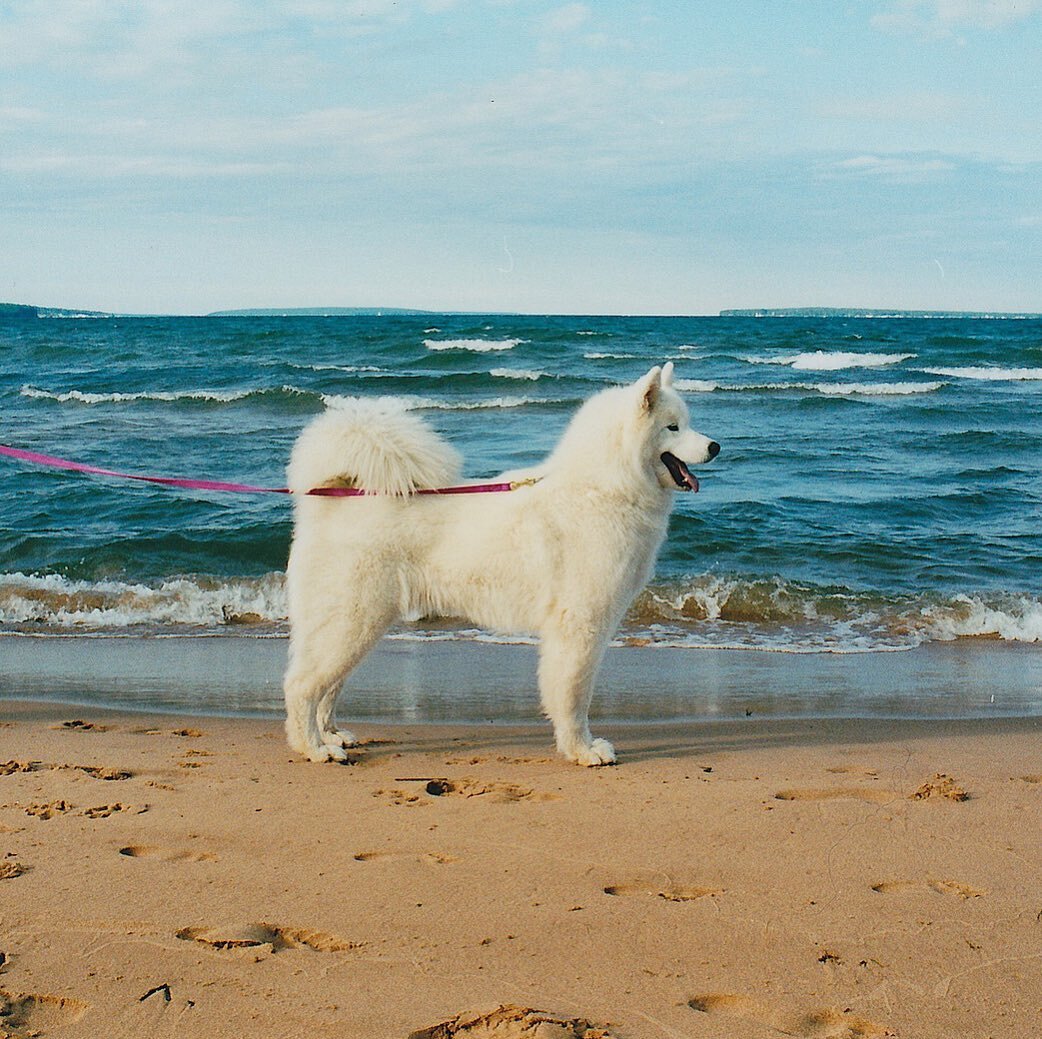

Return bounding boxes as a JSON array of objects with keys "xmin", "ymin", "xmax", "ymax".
[
  {"xmin": 910, "ymin": 773, "xmax": 969, "ymax": 801},
  {"xmin": 603, "ymin": 880, "xmax": 721, "ymax": 902},
  {"xmin": 0, "ymin": 987, "xmax": 89, "ymax": 1037},
  {"xmin": 872, "ymin": 878, "xmax": 985, "ymax": 899},
  {"xmin": 407, "ymin": 1004, "xmax": 615, "ymax": 1039},
  {"xmin": 54, "ymin": 719, "xmax": 112, "ymax": 732},
  {"xmin": 120, "ymin": 845, "xmax": 218, "ymax": 863},
  {"xmin": 175, "ymin": 923, "xmax": 359, "ymax": 953},
  {"xmin": 774, "ymin": 787, "xmax": 900, "ymax": 805},
  {"xmin": 1, "ymin": 761, "xmax": 132, "ymax": 781},
  {"xmin": 377, "ymin": 779, "xmax": 557, "ymax": 806},
  {"xmin": 688, "ymin": 992, "xmax": 893, "ymax": 1038},
  {"xmin": 83, "ymin": 803, "xmax": 148, "ymax": 818},
  {"xmin": 25, "ymin": 800, "xmax": 75, "ymax": 820},
  {"xmin": 353, "ymin": 851, "xmax": 458, "ymax": 865}
]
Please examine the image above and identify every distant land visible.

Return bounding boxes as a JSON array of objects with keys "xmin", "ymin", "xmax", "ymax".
[
  {"xmin": 0, "ymin": 302, "xmax": 113, "ymax": 319},
  {"xmin": 3, "ymin": 301, "xmax": 1041, "ymax": 321},
  {"xmin": 719, "ymin": 307, "xmax": 1041, "ymax": 319}
]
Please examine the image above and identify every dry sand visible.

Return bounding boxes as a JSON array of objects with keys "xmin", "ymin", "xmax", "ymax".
[{"xmin": 2, "ymin": 699, "xmax": 1041, "ymax": 1038}]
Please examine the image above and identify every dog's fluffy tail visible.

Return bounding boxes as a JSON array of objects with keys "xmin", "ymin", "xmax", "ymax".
[{"xmin": 288, "ymin": 397, "xmax": 462, "ymax": 497}]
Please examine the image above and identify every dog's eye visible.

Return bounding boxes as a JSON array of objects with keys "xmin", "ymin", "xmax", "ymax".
[{"xmin": 666, "ymin": 424, "xmax": 679, "ymax": 432}]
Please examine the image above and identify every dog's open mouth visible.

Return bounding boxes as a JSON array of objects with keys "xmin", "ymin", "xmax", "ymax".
[{"xmin": 661, "ymin": 452, "xmax": 699, "ymax": 492}]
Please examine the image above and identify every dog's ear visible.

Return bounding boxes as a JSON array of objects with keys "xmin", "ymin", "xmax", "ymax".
[
  {"xmin": 662, "ymin": 361, "xmax": 674, "ymax": 387},
  {"xmin": 637, "ymin": 366, "xmax": 662, "ymax": 411}
]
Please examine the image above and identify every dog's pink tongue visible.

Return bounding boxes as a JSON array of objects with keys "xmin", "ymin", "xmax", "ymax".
[{"xmin": 682, "ymin": 468, "xmax": 699, "ymax": 492}]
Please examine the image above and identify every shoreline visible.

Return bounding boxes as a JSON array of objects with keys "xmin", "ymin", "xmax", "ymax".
[
  {"xmin": 2, "ymin": 702, "xmax": 1041, "ymax": 1037},
  {"xmin": 3, "ymin": 632, "xmax": 1042, "ymax": 724}
]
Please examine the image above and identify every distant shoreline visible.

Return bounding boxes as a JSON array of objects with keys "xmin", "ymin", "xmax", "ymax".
[
  {"xmin": 3, "ymin": 301, "xmax": 1041, "ymax": 320},
  {"xmin": 719, "ymin": 307, "xmax": 1042, "ymax": 319}
]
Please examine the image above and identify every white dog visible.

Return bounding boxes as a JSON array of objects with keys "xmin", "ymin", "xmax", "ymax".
[{"xmin": 283, "ymin": 362, "xmax": 718, "ymax": 766}]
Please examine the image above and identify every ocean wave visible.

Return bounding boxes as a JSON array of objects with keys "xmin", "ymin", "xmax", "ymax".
[
  {"xmin": 812, "ymin": 381, "xmax": 945, "ymax": 396},
  {"xmin": 0, "ymin": 572, "xmax": 287, "ymax": 631},
  {"xmin": 4, "ymin": 569, "xmax": 1040, "ymax": 650},
  {"xmin": 746, "ymin": 351, "xmax": 916, "ymax": 370},
  {"xmin": 920, "ymin": 366, "xmax": 1042, "ymax": 381},
  {"xmin": 279, "ymin": 361, "xmax": 386, "ymax": 374},
  {"xmin": 628, "ymin": 577, "xmax": 1042, "ymax": 651},
  {"xmin": 583, "ymin": 352, "xmax": 638, "ymax": 360},
  {"xmin": 321, "ymin": 393, "xmax": 574, "ymax": 412},
  {"xmin": 490, "ymin": 368, "xmax": 546, "ymax": 381},
  {"xmin": 673, "ymin": 379, "xmax": 720, "ymax": 393},
  {"xmin": 675, "ymin": 380, "xmax": 944, "ymax": 397},
  {"xmin": 20, "ymin": 384, "xmax": 312, "ymax": 406},
  {"xmin": 424, "ymin": 338, "xmax": 526, "ymax": 352}
]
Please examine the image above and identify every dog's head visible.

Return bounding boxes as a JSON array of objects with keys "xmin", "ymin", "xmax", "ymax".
[{"xmin": 635, "ymin": 363, "xmax": 719, "ymax": 493}]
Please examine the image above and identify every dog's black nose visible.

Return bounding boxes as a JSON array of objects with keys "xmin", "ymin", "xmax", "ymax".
[{"xmin": 707, "ymin": 441, "xmax": 721, "ymax": 459}]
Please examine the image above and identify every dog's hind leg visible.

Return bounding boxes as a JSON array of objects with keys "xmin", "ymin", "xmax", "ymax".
[
  {"xmin": 538, "ymin": 623, "xmax": 615, "ymax": 766},
  {"xmin": 284, "ymin": 610, "xmax": 392, "ymax": 763}
]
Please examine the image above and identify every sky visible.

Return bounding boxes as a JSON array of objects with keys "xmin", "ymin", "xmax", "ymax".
[{"xmin": 1, "ymin": 0, "xmax": 1041, "ymax": 315}]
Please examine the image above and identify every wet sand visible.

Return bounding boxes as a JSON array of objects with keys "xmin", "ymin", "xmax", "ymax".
[{"xmin": 2, "ymin": 699, "xmax": 1041, "ymax": 1037}]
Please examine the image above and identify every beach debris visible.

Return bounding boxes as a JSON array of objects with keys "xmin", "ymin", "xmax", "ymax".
[
  {"xmin": 0, "ymin": 862, "xmax": 27, "ymax": 880},
  {"xmin": 911, "ymin": 773, "xmax": 969, "ymax": 801},
  {"xmin": 407, "ymin": 1004, "xmax": 615, "ymax": 1038},
  {"xmin": 139, "ymin": 983, "xmax": 172, "ymax": 1004}
]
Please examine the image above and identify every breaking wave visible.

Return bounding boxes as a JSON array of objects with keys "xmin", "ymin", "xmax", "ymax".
[
  {"xmin": 675, "ymin": 380, "xmax": 944, "ymax": 397},
  {"xmin": 321, "ymin": 393, "xmax": 575, "ymax": 412},
  {"xmin": 920, "ymin": 366, "xmax": 1042, "ymax": 381},
  {"xmin": 424, "ymin": 338, "xmax": 526, "ymax": 352},
  {"xmin": 20, "ymin": 385, "xmax": 311, "ymax": 406},
  {"xmin": 745, "ymin": 351, "xmax": 916, "ymax": 370},
  {"xmin": 4, "ymin": 570, "xmax": 1040, "ymax": 651},
  {"xmin": 490, "ymin": 368, "xmax": 546, "ymax": 381}
]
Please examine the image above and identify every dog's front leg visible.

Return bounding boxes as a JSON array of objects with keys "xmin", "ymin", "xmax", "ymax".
[{"xmin": 537, "ymin": 624, "xmax": 615, "ymax": 766}]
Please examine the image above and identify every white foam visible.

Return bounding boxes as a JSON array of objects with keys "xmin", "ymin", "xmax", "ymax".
[
  {"xmin": 921, "ymin": 366, "xmax": 1042, "ymax": 381},
  {"xmin": 0, "ymin": 572, "xmax": 287, "ymax": 629},
  {"xmin": 921, "ymin": 594, "xmax": 1042, "ymax": 643},
  {"xmin": 424, "ymin": 338, "xmax": 526, "ymax": 352},
  {"xmin": 811, "ymin": 381, "xmax": 945, "ymax": 396},
  {"xmin": 746, "ymin": 351, "xmax": 915, "ymax": 370},
  {"xmin": 20, "ymin": 385, "xmax": 306, "ymax": 405},
  {"xmin": 672, "ymin": 380, "xmax": 944, "ymax": 396},
  {"xmin": 583, "ymin": 352, "xmax": 637, "ymax": 360},
  {"xmin": 673, "ymin": 379, "xmax": 720, "ymax": 393},
  {"xmin": 322, "ymin": 393, "xmax": 567, "ymax": 412},
  {"xmin": 490, "ymin": 368, "xmax": 545, "ymax": 381}
]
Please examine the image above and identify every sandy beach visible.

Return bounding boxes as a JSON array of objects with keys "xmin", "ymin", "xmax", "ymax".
[{"xmin": 2, "ymin": 698, "xmax": 1041, "ymax": 1038}]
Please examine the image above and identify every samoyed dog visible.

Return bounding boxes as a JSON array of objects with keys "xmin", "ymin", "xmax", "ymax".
[{"xmin": 283, "ymin": 362, "xmax": 719, "ymax": 766}]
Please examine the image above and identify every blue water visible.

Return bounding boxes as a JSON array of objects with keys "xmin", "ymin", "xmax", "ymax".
[{"xmin": 2, "ymin": 313, "xmax": 1041, "ymax": 653}]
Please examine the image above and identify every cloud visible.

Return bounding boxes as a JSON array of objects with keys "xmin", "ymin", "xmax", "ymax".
[
  {"xmin": 539, "ymin": 2, "xmax": 590, "ymax": 35},
  {"xmin": 872, "ymin": 0, "xmax": 1042, "ymax": 36},
  {"xmin": 827, "ymin": 154, "xmax": 956, "ymax": 182},
  {"xmin": 817, "ymin": 92, "xmax": 965, "ymax": 123}
]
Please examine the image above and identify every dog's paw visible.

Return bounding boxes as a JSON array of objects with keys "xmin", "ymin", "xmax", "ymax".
[
  {"xmin": 321, "ymin": 728, "xmax": 358, "ymax": 749},
  {"xmin": 574, "ymin": 738, "xmax": 617, "ymax": 767},
  {"xmin": 303, "ymin": 743, "xmax": 350, "ymax": 763}
]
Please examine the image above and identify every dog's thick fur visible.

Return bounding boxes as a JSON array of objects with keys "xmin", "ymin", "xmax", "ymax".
[{"xmin": 283, "ymin": 363, "xmax": 717, "ymax": 766}]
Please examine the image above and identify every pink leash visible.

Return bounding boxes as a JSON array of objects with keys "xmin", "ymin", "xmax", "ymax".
[{"xmin": 0, "ymin": 443, "xmax": 528, "ymax": 497}]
